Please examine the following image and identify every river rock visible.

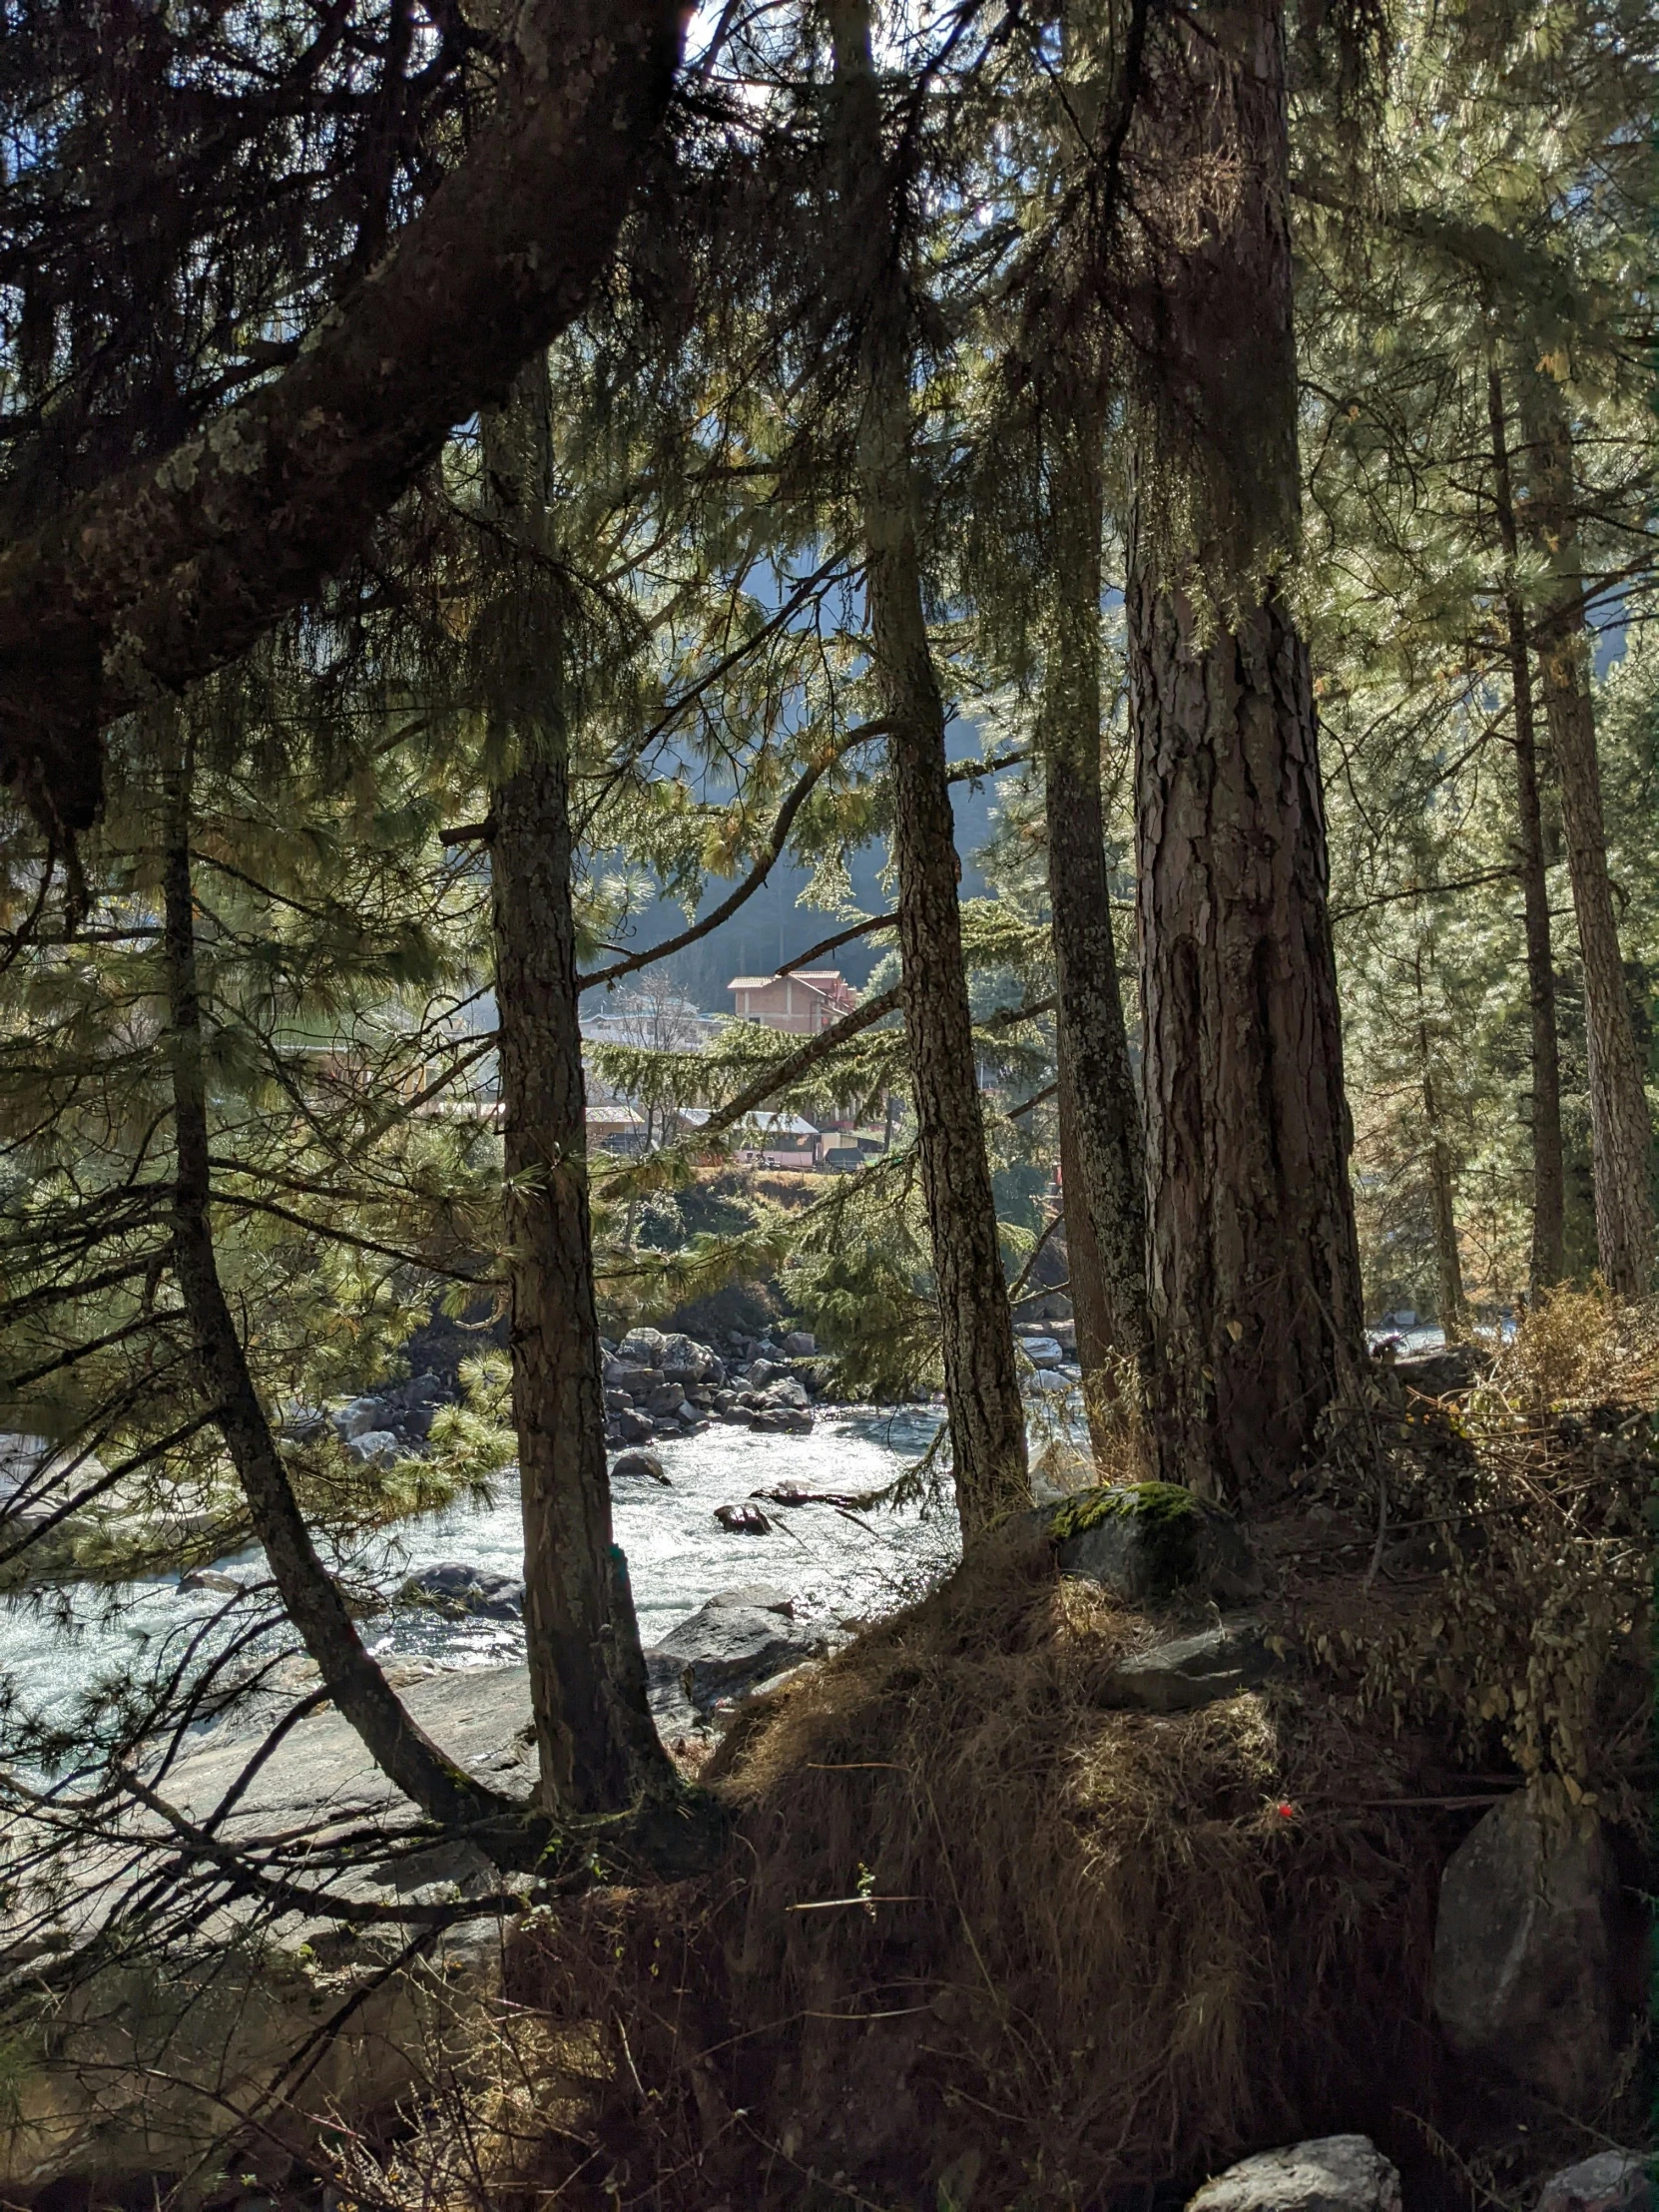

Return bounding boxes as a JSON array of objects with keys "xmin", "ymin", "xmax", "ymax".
[
  {"xmin": 648, "ymin": 1593, "xmax": 825, "ymax": 1715},
  {"xmin": 1018, "ymin": 1336, "xmax": 1065, "ymax": 1367},
  {"xmin": 1430, "ymin": 1790, "xmax": 1620, "ymax": 2104},
  {"xmin": 763, "ymin": 1376, "xmax": 811, "ymax": 1409},
  {"xmin": 1187, "ymin": 2136, "xmax": 1401, "ymax": 2212},
  {"xmin": 659, "ymin": 1333, "xmax": 722, "ymax": 1382},
  {"xmin": 782, "ymin": 1331, "xmax": 816, "ymax": 1356},
  {"xmin": 1040, "ymin": 1482, "xmax": 1263, "ymax": 1605},
  {"xmin": 1026, "ymin": 1368, "xmax": 1072, "ymax": 1394},
  {"xmin": 397, "ymin": 1562, "xmax": 525, "ymax": 1619},
  {"xmin": 178, "ymin": 1569, "xmax": 252, "ymax": 1597},
  {"xmin": 346, "ymin": 1428, "xmax": 400, "ymax": 1465},
  {"xmin": 1537, "ymin": 2154, "xmax": 1652, "ymax": 2212},
  {"xmin": 333, "ymin": 1396, "xmax": 386, "ymax": 1440},
  {"xmin": 715, "ymin": 1500, "xmax": 772, "ymax": 1534},
  {"xmin": 644, "ymin": 1382, "xmax": 687, "ymax": 1417},
  {"xmin": 610, "ymin": 1448, "xmax": 671, "ymax": 1485},
  {"xmin": 1104, "ymin": 1619, "xmax": 1278, "ymax": 1713},
  {"xmin": 619, "ymin": 1327, "xmax": 666, "ymax": 1362}
]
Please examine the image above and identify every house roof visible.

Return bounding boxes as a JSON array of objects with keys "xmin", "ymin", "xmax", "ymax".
[
  {"xmin": 679, "ymin": 1106, "xmax": 820, "ymax": 1138},
  {"xmin": 727, "ymin": 969, "xmax": 849, "ymax": 995}
]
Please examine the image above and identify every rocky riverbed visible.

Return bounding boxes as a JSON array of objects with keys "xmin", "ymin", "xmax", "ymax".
[{"xmin": 0, "ymin": 1403, "xmax": 960, "ymax": 1738}]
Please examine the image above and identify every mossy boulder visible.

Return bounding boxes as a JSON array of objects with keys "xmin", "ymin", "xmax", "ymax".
[{"xmin": 1039, "ymin": 1481, "xmax": 1262, "ymax": 1605}]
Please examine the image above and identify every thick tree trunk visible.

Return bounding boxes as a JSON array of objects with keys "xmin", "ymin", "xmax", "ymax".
[
  {"xmin": 492, "ymin": 752, "xmax": 672, "ymax": 1815},
  {"xmin": 1041, "ymin": 419, "xmax": 1152, "ymax": 1453},
  {"xmin": 163, "ymin": 752, "xmax": 519, "ymax": 1839},
  {"xmin": 0, "ymin": 0, "xmax": 684, "ymax": 840},
  {"xmin": 1517, "ymin": 385, "xmax": 1654, "ymax": 1296},
  {"xmin": 1127, "ymin": 0, "xmax": 1366, "ymax": 1506},
  {"xmin": 1486, "ymin": 364, "xmax": 1565, "ymax": 1290},
  {"xmin": 829, "ymin": 0, "xmax": 1028, "ymax": 1537},
  {"xmin": 481, "ymin": 382, "xmax": 671, "ymax": 1816}
]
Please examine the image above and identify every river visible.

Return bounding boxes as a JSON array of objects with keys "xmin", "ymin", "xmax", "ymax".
[{"xmin": 0, "ymin": 1407, "xmax": 956, "ymax": 1738}]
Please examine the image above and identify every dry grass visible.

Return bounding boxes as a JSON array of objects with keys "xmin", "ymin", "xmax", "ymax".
[
  {"xmin": 372, "ymin": 1292, "xmax": 1658, "ymax": 2211},
  {"xmin": 490, "ymin": 1532, "xmax": 1443, "ymax": 2210}
]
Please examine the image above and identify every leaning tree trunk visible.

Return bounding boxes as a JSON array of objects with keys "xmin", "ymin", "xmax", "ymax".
[
  {"xmin": 1126, "ymin": 0, "xmax": 1367, "ymax": 1505},
  {"xmin": 481, "ymin": 382, "xmax": 672, "ymax": 1816},
  {"xmin": 829, "ymin": 0, "xmax": 1028, "ymax": 1537},
  {"xmin": 1517, "ymin": 379, "xmax": 1654, "ymax": 1297},
  {"xmin": 1486, "ymin": 362, "xmax": 1565, "ymax": 1291},
  {"xmin": 163, "ymin": 744, "xmax": 520, "ymax": 1841},
  {"xmin": 1041, "ymin": 414, "xmax": 1152, "ymax": 1454}
]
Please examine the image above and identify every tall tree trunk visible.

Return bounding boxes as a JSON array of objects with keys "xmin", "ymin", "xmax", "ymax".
[
  {"xmin": 1414, "ymin": 950, "xmax": 1468, "ymax": 1340},
  {"xmin": 1486, "ymin": 362, "xmax": 1565, "ymax": 1291},
  {"xmin": 481, "ymin": 383, "xmax": 671, "ymax": 1816},
  {"xmin": 1127, "ymin": 0, "xmax": 1366, "ymax": 1506},
  {"xmin": 1516, "ymin": 380, "xmax": 1654, "ymax": 1296},
  {"xmin": 828, "ymin": 0, "xmax": 1028, "ymax": 1538},
  {"xmin": 163, "ymin": 740, "xmax": 521, "ymax": 1840},
  {"xmin": 1041, "ymin": 414, "xmax": 1152, "ymax": 1456},
  {"xmin": 492, "ymin": 753, "xmax": 672, "ymax": 1814}
]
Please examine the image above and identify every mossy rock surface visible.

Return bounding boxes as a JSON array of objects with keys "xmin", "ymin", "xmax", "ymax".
[{"xmin": 1040, "ymin": 1481, "xmax": 1262, "ymax": 1605}]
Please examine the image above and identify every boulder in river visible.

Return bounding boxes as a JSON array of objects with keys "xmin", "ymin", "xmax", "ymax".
[
  {"xmin": 610, "ymin": 1448, "xmax": 671, "ymax": 1485},
  {"xmin": 397, "ymin": 1562, "xmax": 525, "ymax": 1619},
  {"xmin": 715, "ymin": 1500, "xmax": 773, "ymax": 1535}
]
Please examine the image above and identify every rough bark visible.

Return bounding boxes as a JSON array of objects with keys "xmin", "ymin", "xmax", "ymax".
[
  {"xmin": 1486, "ymin": 363, "xmax": 1565, "ymax": 1290},
  {"xmin": 163, "ymin": 754, "xmax": 519, "ymax": 1839},
  {"xmin": 481, "ymin": 382, "xmax": 672, "ymax": 1816},
  {"xmin": 1041, "ymin": 418, "xmax": 1152, "ymax": 1451},
  {"xmin": 1127, "ymin": 0, "xmax": 1367, "ymax": 1505},
  {"xmin": 829, "ymin": 0, "xmax": 1028, "ymax": 1537},
  {"xmin": 0, "ymin": 0, "xmax": 684, "ymax": 842},
  {"xmin": 1517, "ymin": 382, "xmax": 1654, "ymax": 1296},
  {"xmin": 493, "ymin": 752, "xmax": 673, "ymax": 1815}
]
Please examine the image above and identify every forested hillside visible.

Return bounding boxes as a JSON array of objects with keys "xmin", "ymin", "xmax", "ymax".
[{"xmin": 0, "ymin": 0, "xmax": 1653, "ymax": 2204}]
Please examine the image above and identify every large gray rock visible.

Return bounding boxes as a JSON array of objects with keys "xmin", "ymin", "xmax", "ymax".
[
  {"xmin": 1104, "ymin": 1619, "xmax": 1277, "ymax": 1713},
  {"xmin": 345, "ymin": 1427, "xmax": 399, "ymax": 1465},
  {"xmin": 1187, "ymin": 2136, "xmax": 1401, "ymax": 2212},
  {"xmin": 1042, "ymin": 1482, "xmax": 1263, "ymax": 1605},
  {"xmin": 1538, "ymin": 2155, "xmax": 1652, "ymax": 2212},
  {"xmin": 647, "ymin": 1593, "xmax": 825, "ymax": 1719},
  {"xmin": 333, "ymin": 1395, "xmax": 386, "ymax": 1439},
  {"xmin": 1430, "ymin": 1790, "xmax": 1619, "ymax": 2105}
]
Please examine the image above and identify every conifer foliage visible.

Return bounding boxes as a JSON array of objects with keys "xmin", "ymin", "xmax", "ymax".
[{"xmin": 0, "ymin": 0, "xmax": 1653, "ymax": 1950}]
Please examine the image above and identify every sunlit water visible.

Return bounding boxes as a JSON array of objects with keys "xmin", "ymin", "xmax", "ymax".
[{"xmin": 0, "ymin": 1408, "xmax": 957, "ymax": 1736}]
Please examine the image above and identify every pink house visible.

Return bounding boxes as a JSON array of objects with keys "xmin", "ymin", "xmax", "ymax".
[{"xmin": 727, "ymin": 968, "xmax": 859, "ymax": 1035}]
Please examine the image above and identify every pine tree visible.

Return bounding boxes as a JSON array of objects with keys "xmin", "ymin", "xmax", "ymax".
[{"xmin": 1126, "ymin": 0, "xmax": 1366, "ymax": 1503}]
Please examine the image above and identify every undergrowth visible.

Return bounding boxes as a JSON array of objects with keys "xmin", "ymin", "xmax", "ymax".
[{"xmin": 332, "ymin": 1291, "xmax": 1656, "ymax": 2212}]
